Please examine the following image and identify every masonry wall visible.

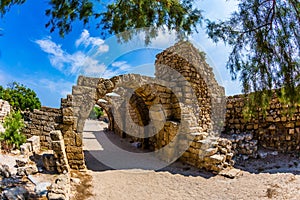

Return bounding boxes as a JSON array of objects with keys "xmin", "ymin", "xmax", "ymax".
[
  {"xmin": 224, "ymin": 94, "xmax": 300, "ymax": 153},
  {"xmin": 0, "ymin": 99, "xmax": 10, "ymax": 133},
  {"xmin": 0, "ymin": 99, "xmax": 10, "ymax": 122},
  {"xmin": 23, "ymin": 107, "xmax": 62, "ymax": 149},
  {"xmin": 21, "ymin": 42, "xmax": 300, "ymax": 173}
]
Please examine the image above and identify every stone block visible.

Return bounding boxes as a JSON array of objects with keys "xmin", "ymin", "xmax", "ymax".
[
  {"xmin": 204, "ymin": 148, "xmax": 218, "ymax": 157},
  {"xmin": 27, "ymin": 136, "xmax": 40, "ymax": 153},
  {"xmin": 207, "ymin": 154, "xmax": 226, "ymax": 164},
  {"xmin": 20, "ymin": 143, "xmax": 32, "ymax": 155},
  {"xmin": 42, "ymin": 153, "xmax": 56, "ymax": 172},
  {"xmin": 51, "ymin": 130, "xmax": 63, "ymax": 141},
  {"xmin": 63, "ymin": 116, "xmax": 76, "ymax": 125}
]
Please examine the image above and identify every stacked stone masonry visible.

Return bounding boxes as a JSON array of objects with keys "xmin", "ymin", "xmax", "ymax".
[
  {"xmin": 0, "ymin": 99, "xmax": 10, "ymax": 134},
  {"xmin": 0, "ymin": 99, "xmax": 10, "ymax": 122},
  {"xmin": 20, "ymin": 41, "xmax": 300, "ymax": 174},
  {"xmin": 223, "ymin": 132, "xmax": 258, "ymax": 160},
  {"xmin": 20, "ymin": 42, "xmax": 232, "ymax": 173},
  {"xmin": 60, "ymin": 95, "xmax": 86, "ymax": 170},
  {"xmin": 23, "ymin": 107, "xmax": 62, "ymax": 149},
  {"xmin": 50, "ymin": 130, "xmax": 70, "ymax": 174},
  {"xmin": 224, "ymin": 94, "xmax": 300, "ymax": 153}
]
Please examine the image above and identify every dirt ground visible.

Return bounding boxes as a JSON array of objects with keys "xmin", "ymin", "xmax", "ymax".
[{"xmin": 71, "ymin": 120, "xmax": 300, "ymax": 200}]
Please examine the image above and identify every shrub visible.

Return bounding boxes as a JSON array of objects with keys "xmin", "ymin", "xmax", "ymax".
[
  {"xmin": 89, "ymin": 106, "xmax": 104, "ymax": 120},
  {"xmin": 0, "ymin": 111, "xmax": 26, "ymax": 150},
  {"xmin": 0, "ymin": 82, "xmax": 41, "ymax": 111}
]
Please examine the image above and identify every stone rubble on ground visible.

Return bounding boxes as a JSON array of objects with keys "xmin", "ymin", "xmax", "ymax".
[
  {"xmin": 0, "ymin": 133, "xmax": 71, "ymax": 200},
  {"xmin": 47, "ymin": 174, "xmax": 71, "ymax": 200},
  {"xmin": 0, "ymin": 164, "xmax": 11, "ymax": 178},
  {"xmin": 219, "ymin": 168, "xmax": 242, "ymax": 179},
  {"xmin": 223, "ymin": 131, "xmax": 258, "ymax": 160},
  {"xmin": 2, "ymin": 186, "xmax": 29, "ymax": 200}
]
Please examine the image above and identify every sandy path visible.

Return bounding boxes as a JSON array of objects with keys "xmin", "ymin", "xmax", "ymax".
[
  {"xmin": 82, "ymin": 120, "xmax": 300, "ymax": 200},
  {"xmin": 86, "ymin": 170, "xmax": 300, "ymax": 200}
]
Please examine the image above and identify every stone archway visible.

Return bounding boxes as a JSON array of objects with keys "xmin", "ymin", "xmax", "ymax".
[{"xmin": 58, "ymin": 41, "xmax": 228, "ymax": 171}]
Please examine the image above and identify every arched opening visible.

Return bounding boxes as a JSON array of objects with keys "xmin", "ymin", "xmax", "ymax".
[
  {"xmin": 60, "ymin": 42, "xmax": 227, "ymax": 172},
  {"xmin": 82, "ymin": 81, "xmax": 183, "ymax": 166}
]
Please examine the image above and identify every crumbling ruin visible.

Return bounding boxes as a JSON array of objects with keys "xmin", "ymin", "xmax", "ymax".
[{"xmin": 21, "ymin": 41, "xmax": 300, "ymax": 173}]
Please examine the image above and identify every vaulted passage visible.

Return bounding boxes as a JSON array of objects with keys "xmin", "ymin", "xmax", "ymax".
[
  {"xmin": 20, "ymin": 43, "xmax": 300, "ymax": 175},
  {"xmin": 23, "ymin": 41, "xmax": 234, "ymax": 173},
  {"xmin": 59, "ymin": 41, "xmax": 229, "ymax": 171}
]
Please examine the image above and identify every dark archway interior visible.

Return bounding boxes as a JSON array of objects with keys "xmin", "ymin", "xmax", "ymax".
[{"xmin": 111, "ymin": 83, "xmax": 182, "ymax": 150}]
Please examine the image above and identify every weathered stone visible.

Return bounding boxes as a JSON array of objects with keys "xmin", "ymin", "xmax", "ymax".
[
  {"xmin": 207, "ymin": 154, "xmax": 226, "ymax": 164},
  {"xmin": 219, "ymin": 168, "xmax": 242, "ymax": 179},
  {"xmin": 51, "ymin": 131, "xmax": 63, "ymax": 141},
  {"xmin": 15, "ymin": 159, "xmax": 27, "ymax": 167},
  {"xmin": 0, "ymin": 164, "xmax": 11, "ymax": 178},
  {"xmin": 17, "ymin": 165, "xmax": 38, "ymax": 176},
  {"xmin": 204, "ymin": 148, "xmax": 218, "ymax": 157},
  {"xmin": 35, "ymin": 182, "xmax": 52, "ymax": 197},
  {"xmin": 47, "ymin": 193, "xmax": 67, "ymax": 200},
  {"xmin": 27, "ymin": 135, "xmax": 40, "ymax": 153},
  {"xmin": 42, "ymin": 153, "xmax": 56, "ymax": 172},
  {"xmin": 3, "ymin": 186, "xmax": 29, "ymax": 200},
  {"xmin": 63, "ymin": 116, "xmax": 76, "ymax": 125}
]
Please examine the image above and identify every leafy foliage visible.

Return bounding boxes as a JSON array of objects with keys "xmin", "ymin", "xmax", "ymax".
[
  {"xmin": 207, "ymin": 0, "xmax": 300, "ymax": 115},
  {"xmin": 99, "ymin": 0, "xmax": 202, "ymax": 43},
  {"xmin": 0, "ymin": 0, "xmax": 26, "ymax": 16},
  {"xmin": 0, "ymin": 82, "xmax": 41, "ymax": 111},
  {"xmin": 0, "ymin": 111, "xmax": 26, "ymax": 149},
  {"xmin": 89, "ymin": 106, "xmax": 104, "ymax": 120},
  {"xmin": 0, "ymin": 0, "xmax": 202, "ymax": 40}
]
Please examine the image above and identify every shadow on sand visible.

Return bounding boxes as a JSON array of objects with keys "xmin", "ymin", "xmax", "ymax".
[{"xmin": 83, "ymin": 121, "xmax": 300, "ymax": 178}]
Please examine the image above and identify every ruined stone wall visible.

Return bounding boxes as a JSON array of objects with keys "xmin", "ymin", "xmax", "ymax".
[
  {"xmin": 224, "ymin": 94, "xmax": 300, "ymax": 153},
  {"xmin": 60, "ymin": 94, "xmax": 86, "ymax": 170},
  {"xmin": 154, "ymin": 42, "xmax": 231, "ymax": 172},
  {"xmin": 112, "ymin": 83, "xmax": 181, "ymax": 150},
  {"xmin": 22, "ymin": 107, "xmax": 62, "ymax": 149},
  {"xmin": 155, "ymin": 41, "xmax": 226, "ymax": 134},
  {"xmin": 0, "ymin": 99, "xmax": 10, "ymax": 123},
  {"xmin": 0, "ymin": 99, "xmax": 10, "ymax": 133}
]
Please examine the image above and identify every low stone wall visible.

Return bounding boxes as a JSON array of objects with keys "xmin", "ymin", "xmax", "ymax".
[
  {"xmin": 22, "ymin": 107, "xmax": 62, "ymax": 150},
  {"xmin": 224, "ymin": 94, "xmax": 300, "ymax": 152},
  {"xmin": 223, "ymin": 132, "xmax": 258, "ymax": 160}
]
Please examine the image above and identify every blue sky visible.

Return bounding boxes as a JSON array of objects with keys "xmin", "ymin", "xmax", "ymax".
[{"xmin": 0, "ymin": 0, "xmax": 241, "ymax": 108}]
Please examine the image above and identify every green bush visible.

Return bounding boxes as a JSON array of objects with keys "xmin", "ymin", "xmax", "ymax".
[
  {"xmin": 89, "ymin": 106, "xmax": 104, "ymax": 119},
  {"xmin": 0, "ymin": 111, "xmax": 26, "ymax": 150},
  {"xmin": 0, "ymin": 82, "xmax": 41, "ymax": 111}
]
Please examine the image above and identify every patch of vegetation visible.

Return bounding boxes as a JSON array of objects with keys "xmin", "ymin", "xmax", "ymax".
[
  {"xmin": 0, "ymin": 111, "xmax": 26, "ymax": 150},
  {"xmin": 0, "ymin": 82, "xmax": 41, "ymax": 111},
  {"xmin": 89, "ymin": 106, "xmax": 104, "ymax": 120}
]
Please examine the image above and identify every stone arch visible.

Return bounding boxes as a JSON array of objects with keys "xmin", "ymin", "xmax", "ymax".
[
  {"xmin": 155, "ymin": 41, "xmax": 225, "ymax": 134},
  {"xmin": 59, "ymin": 41, "xmax": 226, "ymax": 171}
]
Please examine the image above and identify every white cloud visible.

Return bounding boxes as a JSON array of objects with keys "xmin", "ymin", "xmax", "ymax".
[
  {"xmin": 35, "ymin": 37, "xmax": 68, "ymax": 70},
  {"xmin": 35, "ymin": 35, "xmax": 113, "ymax": 77},
  {"xmin": 39, "ymin": 78, "xmax": 73, "ymax": 97},
  {"xmin": 75, "ymin": 29, "xmax": 109, "ymax": 53},
  {"xmin": 112, "ymin": 61, "xmax": 132, "ymax": 71}
]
